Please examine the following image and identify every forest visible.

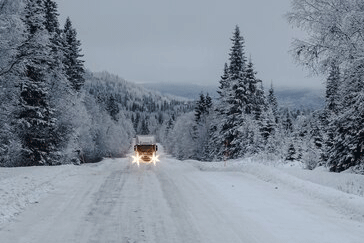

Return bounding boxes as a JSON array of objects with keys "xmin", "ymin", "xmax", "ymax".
[{"xmin": 0, "ymin": 0, "xmax": 363, "ymax": 174}]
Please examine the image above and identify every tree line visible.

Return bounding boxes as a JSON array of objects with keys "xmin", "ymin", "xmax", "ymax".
[
  {"xmin": 0, "ymin": 0, "xmax": 192, "ymax": 166},
  {"xmin": 0, "ymin": 0, "xmax": 87, "ymax": 166},
  {"xmin": 2, "ymin": 0, "xmax": 363, "ymax": 174},
  {"xmin": 162, "ymin": 11, "xmax": 364, "ymax": 174}
]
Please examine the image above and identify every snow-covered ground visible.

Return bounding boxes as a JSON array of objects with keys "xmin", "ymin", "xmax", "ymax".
[{"xmin": 1, "ymin": 150, "xmax": 364, "ymax": 243}]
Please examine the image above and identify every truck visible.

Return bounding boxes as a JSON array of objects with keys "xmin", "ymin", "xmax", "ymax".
[{"xmin": 132, "ymin": 135, "xmax": 159, "ymax": 166}]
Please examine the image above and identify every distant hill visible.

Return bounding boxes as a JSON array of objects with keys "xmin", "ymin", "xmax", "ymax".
[
  {"xmin": 275, "ymin": 87, "xmax": 324, "ymax": 110},
  {"xmin": 142, "ymin": 82, "xmax": 218, "ymax": 100},
  {"xmin": 84, "ymin": 71, "xmax": 194, "ymax": 114},
  {"xmin": 142, "ymin": 82, "xmax": 324, "ymax": 110}
]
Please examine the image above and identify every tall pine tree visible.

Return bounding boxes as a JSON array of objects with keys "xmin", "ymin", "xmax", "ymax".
[
  {"xmin": 16, "ymin": 0, "xmax": 57, "ymax": 166},
  {"xmin": 327, "ymin": 64, "xmax": 364, "ymax": 172},
  {"xmin": 325, "ymin": 62, "xmax": 340, "ymax": 114},
  {"xmin": 268, "ymin": 82, "xmax": 278, "ymax": 122},
  {"xmin": 224, "ymin": 26, "xmax": 248, "ymax": 158},
  {"xmin": 63, "ymin": 17, "xmax": 85, "ymax": 92}
]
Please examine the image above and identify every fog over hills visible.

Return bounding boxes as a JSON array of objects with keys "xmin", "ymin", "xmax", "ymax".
[{"xmin": 142, "ymin": 82, "xmax": 324, "ymax": 110}]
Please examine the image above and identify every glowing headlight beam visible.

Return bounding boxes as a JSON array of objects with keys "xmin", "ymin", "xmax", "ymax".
[
  {"xmin": 151, "ymin": 153, "xmax": 160, "ymax": 166},
  {"xmin": 132, "ymin": 153, "xmax": 141, "ymax": 167}
]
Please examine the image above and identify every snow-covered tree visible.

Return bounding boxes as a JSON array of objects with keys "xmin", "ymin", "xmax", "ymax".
[
  {"xmin": 15, "ymin": 0, "xmax": 58, "ymax": 166},
  {"xmin": 63, "ymin": 17, "xmax": 85, "ymax": 92},
  {"xmin": 325, "ymin": 62, "xmax": 340, "ymax": 114},
  {"xmin": 268, "ymin": 82, "xmax": 279, "ymax": 122},
  {"xmin": 191, "ymin": 92, "xmax": 214, "ymax": 160},
  {"xmin": 287, "ymin": 0, "xmax": 364, "ymax": 173},
  {"xmin": 221, "ymin": 26, "xmax": 248, "ymax": 158},
  {"xmin": 0, "ymin": 0, "xmax": 24, "ymax": 166},
  {"xmin": 106, "ymin": 94, "xmax": 120, "ymax": 121},
  {"xmin": 327, "ymin": 64, "xmax": 364, "ymax": 172},
  {"xmin": 194, "ymin": 93, "xmax": 206, "ymax": 123},
  {"xmin": 286, "ymin": 0, "xmax": 364, "ymax": 73}
]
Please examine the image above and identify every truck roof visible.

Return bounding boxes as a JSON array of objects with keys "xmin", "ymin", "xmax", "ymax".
[{"xmin": 135, "ymin": 135, "xmax": 156, "ymax": 145}]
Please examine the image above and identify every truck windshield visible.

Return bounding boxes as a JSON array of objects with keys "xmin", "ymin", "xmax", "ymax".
[{"xmin": 137, "ymin": 145, "xmax": 155, "ymax": 152}]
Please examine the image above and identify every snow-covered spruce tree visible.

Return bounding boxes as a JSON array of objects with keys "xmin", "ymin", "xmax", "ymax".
[
  {"xmin": 210, "ymin": 63, "xmax": 230, "ymax": 159},
  {"xmin": 63, "ymin": 17, "xmax": 85, "ymax": 92},
  {"xmin": 259, "ymin": 106, "xmax": 276, "ymax": 148},
  {"xmin": 194, "ymin": 93, "xmax": 206, "ymax": 123},
  {"xmin": 299, "ymin": 111, "xmax": 324, "ymax": 169},
  {"xmin": 261, "ymin": 110, "xmax": 279, "ymax": 160},
  {"xmin": 43, "ymin": 0, "xmax": 83, "ymax": 164},
  {"xmin": 244, "ymin": 59, "xmax": 259, "ymax": 116},
  {"xmin": 44, "ymin": 0, "xmax": 60, "ymax": 36},
  {"xmin": 140, "ymin": 117, "xmax": 150, "ymax": 135},
  {"xmin": 106, "ymin": 94, "xmax": 120, "ymax": 122},
  {"xmin": 325, "ymin": 62, "xmax": 340, "ymax": 114},
  {"xmin": 192, "ymin": 93, "xmax": 214, "ymax": 161},
  {"xmin": 268, "ymin": 82, "xmax": 279, "ymax": 123},
  {"xmin": 222, "ymin": 25, "xmax": 247, "ymax": 158},
  {"xmin": 321, "ymin": 62, "xmax": 341, "ymax": 164},
  {"xmin": 211, "ymin": 26, "xmax": 268, "ymax": 159},
  {"xmin": 327, "ymin": 64, "xmax": 364, "ymax": 173},
  {"xmin": 15, "ymin": 0, "xmax": 58, "ymax": 166},
  {"xmin": 231, "ymin": 58, "xmax": 266, "ymax": 157},
  {"xmin": 285, "ymin": 143, "xmax": 296, "ymax": 161}
]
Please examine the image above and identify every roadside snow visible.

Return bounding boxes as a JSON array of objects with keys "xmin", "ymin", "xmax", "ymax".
[
  {"xmin": 280, "ymin": 163, "xmax": 364, "ymax": 197},
  {"xmin": 0, "ymin": 164, "xmax": 79, "ymax": 227},
  {"xmin": 188, "ymin": 158, "xmax": 364, "ymax": 222}
]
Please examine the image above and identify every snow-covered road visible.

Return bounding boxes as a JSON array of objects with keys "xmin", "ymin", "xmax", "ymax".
[{"xmin": 1, "ymin": 154, "xmax": 364, "ymax": 243}]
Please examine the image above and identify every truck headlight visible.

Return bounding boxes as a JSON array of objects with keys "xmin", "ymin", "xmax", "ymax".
[
  {"xmin": 132, "ymin": 153, "xmax": 141, "ymax": 167},
  {"xmin": 151, "ymin": 153, "xmax": 160, "ymax": 165}
]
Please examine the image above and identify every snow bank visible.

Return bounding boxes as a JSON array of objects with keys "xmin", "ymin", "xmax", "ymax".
[
  {"xmin": 189, "ymin": 159, "xmax": 364, "ymax": 222},
  {"xmin": 279, "ymin": 163, "xmax": 364, "ymax": 197},
  {"xmin": 0, "ymin": 164, "xmax": 78, "ymax": 228}
]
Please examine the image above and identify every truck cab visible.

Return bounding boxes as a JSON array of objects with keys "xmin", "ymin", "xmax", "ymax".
[{"xmin": 133, "ymin": 135, "xmax": 159, "ymax": 165}]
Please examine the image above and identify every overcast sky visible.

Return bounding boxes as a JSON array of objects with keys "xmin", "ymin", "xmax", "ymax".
[{"xmin": 56, "ymin": 0, "xmax": 323, "ymax": 89}]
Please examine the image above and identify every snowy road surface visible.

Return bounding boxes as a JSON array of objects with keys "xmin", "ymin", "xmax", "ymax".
[{"xmin": 1, "ymin": 154, "xmax": 364, "ymax": 242}]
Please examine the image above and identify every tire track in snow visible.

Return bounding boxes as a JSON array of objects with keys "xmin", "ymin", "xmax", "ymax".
[{"xmin": 86, "ymin": 164, "xmax": 129, "ymax": 243}]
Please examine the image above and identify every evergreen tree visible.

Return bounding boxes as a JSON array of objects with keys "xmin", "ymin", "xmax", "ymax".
[
  {"xmin": 194, "ymin": 93, "xmax": 206, "ymax": 123},
  {"xmin": 44, "ymin": 0, "xmax": 63, "ymax": 69},
  {"xmin": 133, "ymin": 112, "xmax": 140, "ymax": 131},
  {"xmin": 44, "ymin": 0, "xmax": 60, "ymax": 35},
  {"xmin": 211, "ymin": 26, "xmax": 267, "ymax": 159},
  {"xmin": 217, "ymin": 63, "xmax": 230, "ymax": 99},
  {"xmin": 140, "ymin": 118, "xmax": 149, "ymax": 135},
  {"xmin": 205, "ymin": 93, "xmax": 212, "ymax": 112},
  {"xmin": 268, "ymin": 82, "xmax": 279, "ymax": 122},
  {"xmin": 211, "ymin": 64, "xmax": 231, "ymax": 159},
  {"xmin": 223, "ymin": 26, "xmax": 248, "ymax": 158},
  {"xmin": 259, "ymin": 107, "xmax": 276, "ymax": 142},
  {"xmin": 228, "ymin": 26, "xmax": 246, "ymax": 80},
  {"xmin": 192, "ymin": 92, "xmax": 214, "ymax": 161},
  {"xmin": 245, "ymin": 59, "xmax": 266, "ymax": 120},
  {"xmin": 286, "ymin": 143, "xmax": 296, "ymax": 161},
  {"xmin": 106, "ymin": 94, "xmax": 120, "ymax": 121},
  {"xmin": 244, "ymin": 59, "xmax": 258, "ymax": 115},
  {"xmin": 282, "ymin": 110, "xmax": 293, "ymax": 133},
  {"xmin": 43, "ymin": 0, "xmax": 77, "ymax": 159},
  {"xmin": 327, "ymin": 64, "xmax": 364, "ymax": 172},
  {"xmin": 63, "ymin": 17, "xmax": 85, "ymax": 92},
  {"xmin": 16, "ymin": 0, "xmax": 57, "ymax": 166},
  {"xmin": 325, "ymin": 62, "xmax": 340, "ymax": 114}
]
